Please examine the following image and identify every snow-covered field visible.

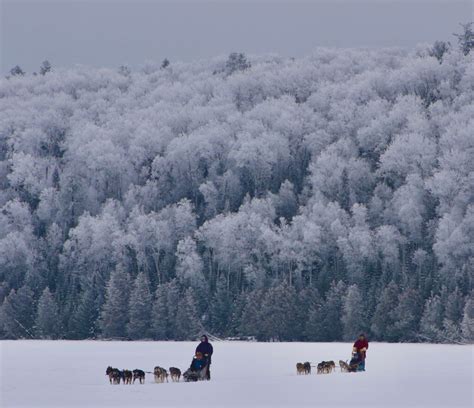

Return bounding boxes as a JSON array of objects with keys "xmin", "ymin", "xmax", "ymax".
[{"xmin": 0, "ymin": 340, "xmax": 472, "ymax": 408}]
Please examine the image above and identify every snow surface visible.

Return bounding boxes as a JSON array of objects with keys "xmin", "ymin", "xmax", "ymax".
[{"xmin": 0, "ymin": 340, "xmax": 472, "ymax": 408}]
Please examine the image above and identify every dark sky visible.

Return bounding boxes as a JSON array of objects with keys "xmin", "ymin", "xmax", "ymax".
[{"xmin": 1, "ymin": 0, "xmax": 472, "ymax": 74}]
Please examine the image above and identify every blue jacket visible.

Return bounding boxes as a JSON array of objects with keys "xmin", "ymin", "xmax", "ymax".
[{"xmin": 190, "ymin": 357, "xmax": 206, "ymax": 372}]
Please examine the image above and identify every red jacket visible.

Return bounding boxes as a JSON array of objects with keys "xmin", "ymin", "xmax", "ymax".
[{"xmin": 353, "ymin": 338, "xmax": 369, "ymax": 359}]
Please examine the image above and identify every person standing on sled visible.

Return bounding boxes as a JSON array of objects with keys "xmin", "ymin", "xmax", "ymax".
[
  {"xmin": 352, "ymin": 333, "xmax": 369, "ymax": 371},
  {"xmin": 196, "ymin": 334, "xmax": 213, "ymax": 380}
]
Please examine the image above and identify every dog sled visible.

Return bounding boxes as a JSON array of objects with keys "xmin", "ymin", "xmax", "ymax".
[
  {"xmin": 183, "ymin": 364, "xmax": 209, "ymax": 382},
  {"xmin": 347, "ymin": 352, "xmax": 365, "ymax": 372},
  {"xmin": 182, "ymin": 351, "xmax": 209, "ymax": 382}
]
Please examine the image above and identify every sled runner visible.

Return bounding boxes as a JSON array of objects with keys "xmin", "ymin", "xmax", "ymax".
[
  {"xmin": 348, "ymin": 352, "xmax": 365, "ymax": 372},
  {"xmin": 182, "ymin": 365, "xmax": 209, "ymax": 382}
]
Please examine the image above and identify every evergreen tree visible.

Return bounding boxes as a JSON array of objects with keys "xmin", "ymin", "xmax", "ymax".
[
  {"xmin": 442, "ymin": 287, "xmax": 465, "ymax": 342},
  {"xmin": 225, "ymin": 52, "xmax": 251, "ymax": 75},
  {"xmin": 460, "ymin": 294, "xmax": 474, "ymax": 343},
  {"xmin": 239, "ymin": 290, "xmax": 264, "ymax": 339},
  {"xmin": 39, "ymin": 60, "xmax": 52, "ymax": 75},
  {"xmin": 453, "ymin": 22, "xmax": 474, "ymax": 55},
  {"xmin": 127, "ymin": 272, "xmax": 153, "ymax": 339},
  {"xmin": 309, "ymin": 281, "xmax": 346, "ymax": 341},
  {"xmin": 70, "ymin": 285, "xmax": 100, "ymax": 339},
  {"xmin": 298, "ymin": 287, "xmax": 322, "ymax": 340},
  {"xmin": 339, "ymin": 168, "xmax": 351, "ymax": 211},
  {"xmin": 99, "ymin": 266, "xmax": 130, "ymax": 338},
  {"xmin": 209, "ymin": 277, "xmax": 234, "ymax": 336},
  {"xmin": 259, "ymin": 283, "xmax": 299, "ymax": 341},
  {"xmin": 419, "ymin": 294, "xmax": 444, "ymax": 342},
  {"xmin": 429, "ymin": 41, "xmax": 450, "ymax": 62},
  {"xmin": 165, "ymin": 279, "xmax": 181, "ymax": 338},
  {"xmin": 175, "ymin": 288, "xmax": 200, "ymax": 340},
  {"xmin": 0, "ymin": 287, "xmax": 35, "ymax": 339},
  {"xmin": 371, "ymin": 282, "xmax": 399, "ymax": 341},
  {"xmin": 228, "ymin": 292, "xmax": 246, "ymax": 337},
  {"xmin": 9, "ymin": 65, "xmax": 25, "ymax": 76},
  {"xmin": 392, "ymin": 288, "xmax": 423, "ymax": 341},
  {"xmin": 35, "ymin": 287, "xmax": 60, "ymax": 339},
  {"xmin": 151, "ymin": 284, "xmax": 168, "ymax": 340},
  {"xmin": 161, "ymin": 58, "xmax": 170, "ymax": 69},
  {"xmin": 342, "ymin": 284, "xmax": 367, "ymax": 341}
]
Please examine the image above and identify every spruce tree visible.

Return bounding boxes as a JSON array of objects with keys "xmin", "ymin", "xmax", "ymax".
[
  {"xmin": 342, "ymin": 284, "xmax": 367, "ymax": 341},
  {"xmin": 419, "ymin": 294, "xmax": 444, "ymax": 342},
  {"xmin": 371, "ymin": 281, "xmax": 399, "ymax": 341},
  {"xmin": 298, "ymin": 287, "xmax": 322, "ymax": 340},
  {"xmin": 127, "ymin": 272, "xmax": 153, "ymax": 339},
  {"xmin": 210, "ymin": 277, "xmax": 233, "ymax": 336},
  {"xmin": 442, "ymin": 288, "xmax": 465, "ymax": 342},
  {"xmin": 460, "ymin": 294, "xmax": 474, "ymax": 343},
  {"xmin": 259, "ymin": 283, "xmax": 298, "ymax": 341},
  {"xmin": 35, "ymin": 287, "xmax": 60, "ymax": 339},
  {"xmin": 392, "ymin": 288, "xmax": 423, "ymax": 341},
  {"xmin": 0, "ymin": 287, "xmax": 35, "ymax": 338},
  {"xmin": 99, "ymin": 266, "xmax": 130, "ymax": 338},
  {"xmin": 239, "ymin": 290, "xmax": 264, "ymax": 340},
  {"xmin": 151, "ymin": 284, "xmax": 168, "ymax": 340},
  {"xmin": 165, "ymin": 279, "xmax": 181, "ymax": 338},
  {"xmin": 453, "ymin": 22, "xmax": 474, "ymax": 55},
  {"xmin": 310, "ymin": 281, "xmax": 346, "ymax": 341},
  {"xmin": 39, "ymin": 60, "xmax": 52, "ymax": 75},
  {"xmin": 70, "ymin": 285, "xmax": 100, "ymax": 339},
  {"xmin": 175, "ymin": 288, "xmax": 200, "ymax": 340}
]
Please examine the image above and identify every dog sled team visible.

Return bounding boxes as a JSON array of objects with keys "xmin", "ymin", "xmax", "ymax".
[
  {"xmin": 106, "ymin": 333, "xmax": 368, "ymax": 385},
  {"xmin": 106, "ymin": 335, "xmax": 213, "ymax": 384},
  {"xmin": 296, "ymin": 334, "xmax": 369, "ymax": 375}
]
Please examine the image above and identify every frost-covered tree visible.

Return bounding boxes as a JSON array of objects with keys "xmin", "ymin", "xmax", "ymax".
[
  {"xmin": 9, "ymin": 65, "xmax": 25, "ymax": 76},
  {"xmin": 0, "ymin": 287, "xmax": 35, "ymax": 338},
  {"xmin": 342, "ymin": 285, "xmax": 367, "ymax": 341},
  {"xmin": 209, "ymin": 277, "xmax": 234, "ymax": 336},
  {"xmin": 419, "ymin": 294, "xmax": 444, "ymax": 342},
  {"xmin": 1, "ymin": 40, "xmax": 472, "ymax": 342},
  {"xmin": 69, "ymin": 283, "xmax": 100, "ymax": 339},
  {"xmin": 371, "ymin": 282, "xmax": 400, "ymax": 341},
  {"xmin": 175, "ymin": 237, "xmax": 205, "ymax": 290},
  {"xmin": 127, "ymin": 272, "xmax": 153, "ymax": 339},
  {"xmin": 429, "ymin": 41, "xmax": 450, "ymax": 62},
  {"xmin": 35, "ymin": 287, "xmax": 60, "ymax": 339},
  {"xmin": 151, "ymin": 284, "xmax": 169, "ymax": 340},
  {"xmin": 306, "ymin": 281, "xmax": 346, "ymax": 341},
  {"xmin": 453, "ymin": 22, "xmax": 474, "ymax": 55},
  {"xmin": 442, "ymin": 288, "xmax": 465, "ymax": 342},
  {"xmin": 258, "ymin": 283, "xmax": 298, "ymax": 341},
  {"xmin": 392, "ymin": 288, "xmax": 423, "ymax": 341},
  {"xmin": 99, "ymin": 266, "xmax": 131, "ymax": 338},
  {"xmin": 39, "ymin": 60, "xmax": 52, "ymax": 75},
  {"xmin": 460, "ymin": 294, "xmax": 474, "ymax": 343},
  {"xmin": 175, "ymin": 288, "xmax": 200, "ymax": 340},
  {"xmin": 225, "ymin": 52, "xmax": 251, "ymax": 76}
]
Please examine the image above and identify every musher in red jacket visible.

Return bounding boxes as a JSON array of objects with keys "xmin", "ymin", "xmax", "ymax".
[{"xmin": 352, "ymin": 333, "xmax": 369, "ymax": 371}]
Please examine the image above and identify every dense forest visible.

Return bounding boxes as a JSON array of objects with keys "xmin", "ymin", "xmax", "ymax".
[{"xmin": 0, "ymin": 26, "xmax": 473, "ymax": 343}]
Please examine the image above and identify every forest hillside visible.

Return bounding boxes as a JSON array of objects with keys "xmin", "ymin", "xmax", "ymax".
[{"xmin": 0, "ymin": 36, "xmax": 473, "ymax": 342}]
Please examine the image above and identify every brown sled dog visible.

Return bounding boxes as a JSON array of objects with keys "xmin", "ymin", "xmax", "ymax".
[
  {"xmin": 339, "ymin": 360, "xmax": 350, "ymax": 373},
  {"xmin": 154, "ymin": 366, "xmax": 169, "ymax": 383},
  {"xmin": 169, "ymin": 367, "xmax": 182, "ymax": 382},
  {"xmin": 296, "ymin": 362, "xmax": 305, "ymax": 375}
]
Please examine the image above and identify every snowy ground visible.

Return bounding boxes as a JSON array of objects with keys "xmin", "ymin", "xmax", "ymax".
[{"xmin": 0, "ymin": 340, "xmax": 472, "ymax": 408}]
